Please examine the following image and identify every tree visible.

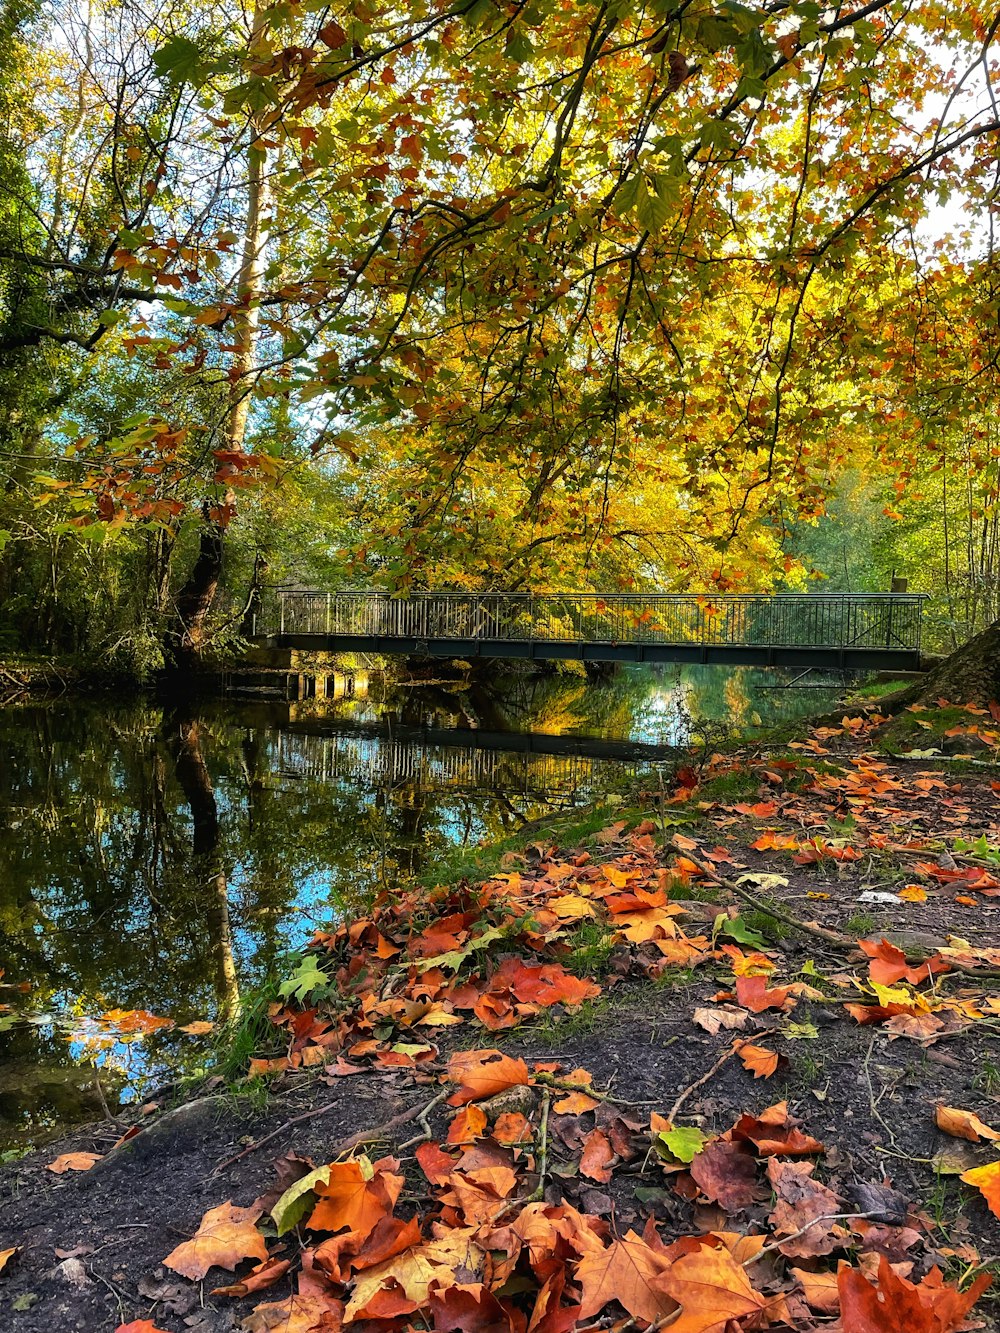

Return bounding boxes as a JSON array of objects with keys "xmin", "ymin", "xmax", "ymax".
[{"xmin": 3, "ymin": 0, "xmax": 1000, "ymax": 667}]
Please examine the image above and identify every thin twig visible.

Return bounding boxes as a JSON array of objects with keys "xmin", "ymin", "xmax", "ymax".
[
  {"xmin": 212, "ymin": 1090, "xmax": 446, "ymax": 1175},
  {"xmin": 398, "ymin": 1091, "xmax": 450, "ymax": 1151},
  {"xmin": 667, "ymin": 1047, "xmax": 735, "ymax": 1123},
  {"xmin": 533, "ymin": 1071, "xmax": 657, "ymax": 1106},
  {"xmin": 742, "ymin": 1210, "xmax": 882, "ymax": 1267}
]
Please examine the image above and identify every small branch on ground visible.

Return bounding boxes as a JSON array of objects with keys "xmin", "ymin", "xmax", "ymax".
[
  {"xmin": 742, "ymin": 1210, "xmax": 883, "ymax": 1267},
  {"xmin": 666, "ymin": 1047, "xmax": 735, "ymax": 1123},
  {"xmin": 528, "ymin": 1089, "xmax": 551, "ymax": 1203}
]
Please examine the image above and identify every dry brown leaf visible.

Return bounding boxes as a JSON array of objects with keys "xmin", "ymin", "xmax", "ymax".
[
  {"xmin": 653, "ymin": 1239, "xmax": 766, "ymax": 1333},
  {"xmin": 576, "ymin": 1232, "xmax": 678, "ymax": 1324},
  {"xmin": 211, "ymin": 1256, "xmax": 292, "ymax": 1298},
  {"xmin": 579, "ymin": 1128, "xmax": 615, "ymax": 1183},
  {"xmin": 164, "ymin": 1201, "xmax": 268, "ymax": 1280}
]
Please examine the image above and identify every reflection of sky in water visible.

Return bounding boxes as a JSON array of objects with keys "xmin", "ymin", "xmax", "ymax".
[{"xmin": 0, "ymin": 665, "xmax": 844, "ymax": 1143}]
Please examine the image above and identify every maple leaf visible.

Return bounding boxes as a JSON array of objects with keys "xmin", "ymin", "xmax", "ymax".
[
  {"xmin": 579, "ymin": 1128, "xmax": 615, "ymax": 1182},
  {"xmin": 0, "ymin": 1247, "xmax": 19, "ymax": 1274},
  {"xmin": 115, "ymin": 1323, "xmax": 170, "ymax": 1333},
  {"xmin": 307, "ymin": 1157, "xmax": 403, "ymax": 1236},
  {"xmin": 735, "ymin": 1043, "xmax": 782, "ymax": 1078},
  {"xmin": 838, "ymin": 1253, "xmax": 990, "ymax": 1333},
  {"xmin": 767, "ymin": 1159, "xmax": 846, "ymax": 1258},
  {"xmin": 314, "ymin": 1216, "xmax": 421, "ymax": 1283},
  {"xmin": 960, "ymin": 1160, "xmax": 1000, "ymax": 1218},
  {"xmin": 935, "ymin": 1105, "xmax": 1000, "ymax": 1142},
  {"xmin": 689, "ymin": 1140, "xmax": 763, "ymax": 1211},
  {"xmin": 446, "ymin": 1048, "xmax": 531, "ymax": 1105},
  {"xmin": 735, "ymin": 974, "xmax": 792, "ymax": 1012},
  {"xmin": 241, "ymin": 1292, "xmax": 343, "ymax": 1331},
  {"xmin": 576, "ymin": 1232, "xmax": 678, "ymax": 1324},
  {"xmin": 47, "ymin": 1151, "xmax": 102, "ymax": 1174},
  {"xmin": 653, "ymin": 1239, "xmax": 766, "ymax": 1333},
  {"xmin": 344, "ymin": 1228, "xmax": 485, "ymax": 1321},
  {"xmin": 163, "ymin": 1201, "xmax": 268, "ymax": 1280},
  {"xmin": 791, "ymin": 1267, "xmax": 841, "ymax": 1314},
  {"xmin": 859, "ymin": 938, "xmax": 950, "ymax": 987},
  {"xmin": 732, "ymin": 1102, "xmax": 825, "ymax": 1156}
]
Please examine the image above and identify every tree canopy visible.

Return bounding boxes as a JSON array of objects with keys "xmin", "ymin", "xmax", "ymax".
[{"xmin": 1, "ymin": 0, "xmax": 999, "ymax": 664}]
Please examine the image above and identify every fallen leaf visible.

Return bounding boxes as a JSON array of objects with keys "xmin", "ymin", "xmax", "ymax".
[
  {"xmin": 735, "ymin": 975, "xmax": 792, "ymax": 1012},
  {"xmin": 47, "ymin": 1152, "xmax": 102, "ymax": 1174},
  {"xmin": 241, "ymin": 1292, "xmax": 343, "ymax": 1331},
  {"xmin": 115, "ymin": 1322, "xmax": 171, "ymax": 1333},
  {"xmin": 768, "ymin": 1158, "xmax": 845, "ymax": 1257},
  {"xmin": 163, "ymin": 1201, "xmax": 268, "ymax": 1280},
  {"xmin": 791, "ymin": 1267, "xmax": 840, "ymax": 1314},
  {"xmin": 654, "ymin": 1239, "xmax": 766, "ymax": 1333},
  {"xmin": 178, "ymin": 1020, "xmax": 215, "ymax": 1035},
  {"xmin": 838, "ymin": 1252, "xmax": 990, "ymax": 1332},
  {"xmin": 576, "ymin": 1232, "xmax": 678, "ymax": 1324},
  {"xmin": 692, "ymin": 1006, "xmax": 748, "ymax": 1035},
  {"xmin": 0, "ymin": 1247, "xmax": 19, "ymax": 1275},
  {"xmin": 446, "ymin": 1048, "xmax": 531, "ymax": 1105},
  {"xmin": 211, "ymin": 1257, "xmax": 292, "ymax": 1298},
  {"xmin": 307, "ymin": 1157, "xmax": 403, "ymax": 1237},
  {"xmin": 936, "ymin": 1105, "xmax": 1000, "ymax": 1143},
  {"xmin": 736, "ymin": 1043, "xmax": 781, "ymax": 1078},
  {"xmin": 580, "ymin": 1128, "xmax": 615, "ymax": 1183},
  {"xmin": 689, "ymin": 1140, "xmax": 762, "ymax": 1211},
  {"xmin": 961, "ymin": 1160, "xmax": 1000, "ymax": 1218}
]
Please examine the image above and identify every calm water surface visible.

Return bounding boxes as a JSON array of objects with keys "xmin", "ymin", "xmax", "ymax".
[{"xmin": 0, "ymin": 665, "xmax": 841, "ymax": 1148}]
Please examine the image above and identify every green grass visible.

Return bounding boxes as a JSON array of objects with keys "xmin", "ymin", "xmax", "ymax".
[
  {"xmin": 973, "ymin": 1057, "xmax": 1000, "ymax": 1095},
  {"xmin": 564, "ymin": 919, "xmax": 616, "ymax": 978},
  {"xmin": 845, "ymin": 911, "xmax": 876, "ymax": 936},
  {"xmin": 213, "ymin": 979, "xmax": 283, "ymax": 1082}
]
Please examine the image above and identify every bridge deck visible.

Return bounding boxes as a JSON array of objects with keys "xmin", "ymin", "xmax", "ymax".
[{"xmin": 254, "ymin": 591, "xmax": 926, "ymax": 671}]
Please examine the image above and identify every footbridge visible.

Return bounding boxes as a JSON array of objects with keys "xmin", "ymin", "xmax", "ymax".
[{"xmin": 253, "ymin": 590, "xmax": 926, "ymax": 671}]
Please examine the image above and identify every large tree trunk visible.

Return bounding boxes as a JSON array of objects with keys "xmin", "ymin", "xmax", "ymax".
[
  {"xmin": 899, "ymin": 619, "xmax": 1000, "ymax": 708},
  {"xmin": 170, "ymin": 0, "xmax": 269, "ymax": 666}
]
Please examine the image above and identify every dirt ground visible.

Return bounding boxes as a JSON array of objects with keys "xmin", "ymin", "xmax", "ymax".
[{"xmin": 3, "ymin": 724, "xmax": 1000, "ymax": 1332}]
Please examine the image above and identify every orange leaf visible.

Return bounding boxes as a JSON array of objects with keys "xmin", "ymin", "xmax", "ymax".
[
  {"xmin": 576, "ymin": 1232, "xmax": 678, "ymax": 1324},
  {"xmin": 242, "ymin": 1291, "xmax": 344, "ymax": 1332},
  {"xmin": 47, "ymin": 1151, "xmax": 102, "ymax": 1174},
  {"xmin": 838, "ymin": 1253, "xmax": 990, "ymax": 1332},
  {"xmin": 653, "ymin": 1239, "xmax": 766, "ymax": 1333},
  {"xmin": 735, "ymin": 975, "xmax": 792, "ymax": 1012},
  {"xmin": 736, "ymin": 1043, "xmax": 781, "ymax": 1078},
  {"xmin": 210, "ymin": 1257, "xmax": 292, "ymax": 1297},
  {"xmin": 580, "ymin": 1128, "xmax": 615, "ymax": 1183},
  {"xmin": 446, "ymin": 1048, "xmax": 531, "ymax": 1105},
  {"xmin": 791, "ymin": 1267, "xmax": 841, "ymax": 1314},
  {"xmin": 733, "ymin": 1102, "xmax": 825, "ymax": 1157},
  {"xmin": 163, "ymin": 1201, "xmax": 268, "ymax": 1280},
  {"xmin": 307, "ymin": 1159, "xmax": 403, "ymax": 1236},
  {"xmin": 961, "ymin": 1160, "xmax": 1000, "ymax": 1218},
  {"xmin": 115, "ymin": 1323, "xmax": 171, "ymax": 1333},
  {"xmin": 447, "ymin": 1105, "xmax": 486, "ymax": 1144},
  {"xmin": 936, "ymin": 1105, "xmax": 1000, "ymax": 1143}
]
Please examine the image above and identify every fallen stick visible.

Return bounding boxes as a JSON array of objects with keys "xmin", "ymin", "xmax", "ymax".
[
  {"xmin": 213, "ymin": 1089, "xmax": 447, "ymax": 1175},
  {"xmin": 742, "ymin": 1210, "xmax": 882, "ymax": 1268},
  {"xmin": 666, "ymin": 1047, "xmax": 734, "ymax": 1123}
]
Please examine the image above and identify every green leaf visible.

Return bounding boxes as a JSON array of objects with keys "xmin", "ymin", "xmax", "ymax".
[
  {"xmin": 657, "ymin": 1125, "xmax": 708, "ymax": 1163},
  {"xmin": 783, "ymin": 1021, "xmax": 819, "ymax": 1040},
  {"xmin": 504, "ymin": 30, "xmax": 534, "ymax": 63},
  {"xmin": 714, "ymin": 914, "xmax": 768, "ymax": 948},
  {"xmin": 152, "ymin": 35, "xmax": 204, "ymax": 83},
  {"xmin": 410, "ymin": 923, "xmax": 506, "ymax": 972},
  {"xmin": 279, "ymin": 954, "xmax": 331, "ymax": 1001},
  {"xmin": 271, "ymin": 1165, "xmax": 331, "ymax": 1235}
]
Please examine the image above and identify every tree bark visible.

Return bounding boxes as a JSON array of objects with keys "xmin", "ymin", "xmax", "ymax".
[
  {"xmin": 170, "ymin": 0, "xmax": 269, "ymax": 666},
  {"xmin": 899, "ymin": 618, "xmax": 1000, "ymax": 708}
]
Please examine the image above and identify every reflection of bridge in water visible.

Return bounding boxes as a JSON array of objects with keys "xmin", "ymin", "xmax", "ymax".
[
  {"xmin": 255, "ymin": 590, "xmax": 927, "ymax": 671},
  {"xmin": 265, "ymin": 723, "xmax": 678, "ymax": 799}
]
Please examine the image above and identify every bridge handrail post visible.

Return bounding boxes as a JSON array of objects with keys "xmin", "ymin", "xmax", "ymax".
[
  {"xmin": 326, "ymin": 593, "xmax": 331, "ymax": 636},
  {"xmin": 280, "ymin": 593, "xmax": 286, "ymax": 636}
]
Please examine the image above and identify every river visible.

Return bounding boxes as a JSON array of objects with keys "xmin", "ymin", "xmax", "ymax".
[{"xmin": 0, "ymin": 664, "xmax": 843, "ymax": 1150}]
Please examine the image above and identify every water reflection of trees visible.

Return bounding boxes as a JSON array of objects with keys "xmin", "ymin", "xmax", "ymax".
[{"xmin": 0, "ymin": 666, "xmax": 842, "ymax": 1144}]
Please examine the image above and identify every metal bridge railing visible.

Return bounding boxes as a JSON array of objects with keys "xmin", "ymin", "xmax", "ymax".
[{"xmin": 258, "ymin": 590, "xmax": 925, "ymax": 653}]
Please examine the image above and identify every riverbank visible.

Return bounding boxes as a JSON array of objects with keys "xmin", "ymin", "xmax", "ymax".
[{"xmin": 2, "ymin": 700, "xmax": 1000, "ymax": 1331}]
